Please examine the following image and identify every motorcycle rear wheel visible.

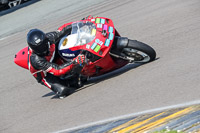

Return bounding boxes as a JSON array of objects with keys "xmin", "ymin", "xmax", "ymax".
[{"xmin": 123, "ymin": 40, "xmax": 156, "ymax": 63}]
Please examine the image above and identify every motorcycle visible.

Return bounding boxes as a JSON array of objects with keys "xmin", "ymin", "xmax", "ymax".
[{"xmin": 14, "ymin": 17, "xmax": 156, "ymax": 87}]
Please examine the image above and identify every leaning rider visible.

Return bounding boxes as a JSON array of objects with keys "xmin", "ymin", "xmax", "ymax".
[{"xmin": 27, "ymin": 21, "xmax": 86, "ymax": 99}]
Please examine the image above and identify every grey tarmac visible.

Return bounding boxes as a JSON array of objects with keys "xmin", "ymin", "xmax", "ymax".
[{"xmin": 0, "ymin": 0, "xmax": 200, "ymax": 132}]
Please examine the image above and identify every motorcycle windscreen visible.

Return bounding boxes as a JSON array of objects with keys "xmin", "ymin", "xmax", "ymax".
[
  {"xmin": 14, "ymin": 46, "xmax": 29, "ymax": 70},
  {"xmin": 58, "ymin": 34, "xmax": 81, "ymax": 60},
  {"xmin": 58, "ymin": 21, "xmax": 96, "ymax": 61}
]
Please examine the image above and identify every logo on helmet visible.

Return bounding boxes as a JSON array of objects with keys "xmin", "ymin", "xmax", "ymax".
[{"xmin": 35, "ymin": 39, "xmax": 41, "ymax": 44}]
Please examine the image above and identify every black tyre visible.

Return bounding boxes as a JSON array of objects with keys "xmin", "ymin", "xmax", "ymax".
[{"xmin": 122, "ymin": 40, "xmax": 156, "ymax": 63}]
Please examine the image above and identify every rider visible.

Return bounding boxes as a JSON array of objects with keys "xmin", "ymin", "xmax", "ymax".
[{"xmin": 27, "ymin": 23, "xmax": 85, "ymax": 99}]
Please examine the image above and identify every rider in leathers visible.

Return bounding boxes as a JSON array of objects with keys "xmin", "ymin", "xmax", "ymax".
[{"xmin": 27, "ymin": 23, "xmax": 85, "ymax": 98}]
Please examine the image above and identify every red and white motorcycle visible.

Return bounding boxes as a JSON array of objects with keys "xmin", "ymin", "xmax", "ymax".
[{"xmin": 14, "ymin": 17, "xmax": 156, "ymax": 86}]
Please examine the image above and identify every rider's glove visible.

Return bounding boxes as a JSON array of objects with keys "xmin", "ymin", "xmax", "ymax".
[{"xmin": 73, "ymin": 55, "xmax": 85, "ymax": 66}]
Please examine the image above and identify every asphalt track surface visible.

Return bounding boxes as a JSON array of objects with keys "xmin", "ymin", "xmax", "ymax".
[{"xmin": 1, "ymin": 0, "xmax": 200, "ymax": 133}]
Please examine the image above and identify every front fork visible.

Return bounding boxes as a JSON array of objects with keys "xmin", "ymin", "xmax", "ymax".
[{"xmin": 110, "ymin": 36, "xmax": 133, "ymax": 62}]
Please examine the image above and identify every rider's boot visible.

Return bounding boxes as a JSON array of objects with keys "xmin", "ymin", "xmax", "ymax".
[{"xmin": 52, "ymin": 86, "xmax": 74, "ymax": 99}]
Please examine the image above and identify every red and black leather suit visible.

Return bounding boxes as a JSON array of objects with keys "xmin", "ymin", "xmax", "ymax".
[{"xmin": 28, "ymin": 23, "xmax": 75, "ymax": 95}]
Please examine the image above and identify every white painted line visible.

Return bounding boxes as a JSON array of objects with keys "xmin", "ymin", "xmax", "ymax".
[
  {"xmin": 0, "ymin": 37, "xmax": 7, "ymax": 41},
  {"xmin": 53, "ymin": 100, "xmax": 200, "ymax": 133}
]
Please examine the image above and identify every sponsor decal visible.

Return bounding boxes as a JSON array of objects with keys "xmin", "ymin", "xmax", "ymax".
[
  {"xmin": 91, "ymin": 29, "xmax": 96, "ymax": 36},
  {"xmin": 91, "ymin": 42, "xmax": 97, "ymax": 50},
  {"xmin": 109, "ymin": 33, "xmax": 114, "ymax": 40},
  {"xmin": 95, "ymin": 18, "xmax": 105, "ymax": 24},
  {"xmin": 103, "ymin": 27, "xmax": 114, "ymax": 46},
  {"xmin": 97, "ymin": 24, "xmax": 103, "ymax": 28},
  {"xmin": 95, "ymin": 18, "xmax": 101, "ymax": 23},
  {"xmin": 109, "ymin": 27, "xmax": 113, "ymax": 33},
  {"xmin": 95, "ymin": 39, "xmax": 100, "ymax": 43},
  {"xmin": 91, "ymin": 40, "xmax": 102, "ymax": 52},
  {"xmin": 101, "ymin": 19, "xmax": 105, "ymax": 24},
  {"xmin": 94, "ymin": 45, "xmax": 101, "ymax": 52},
  {"xmin": 95, "ymin": 39, "xmax": 103, "ymax": 46},
  {"xmin": 62, "ymin": 53, "xmax": 75, "ymax": 57},
  {"xmin": 104, "ymin": 39, "xmax": 110, "ymax": 47},
  {"xmin": 103, "ymin": 24, "xmax": 108, "ymax": 31},
  {"xmin": 99, "ymin": 41, "xmax": 103, "ymax": 46},
  {"xmin": 86, "ymin": 44, "xmax": 90, "ymax": 49},
  {"xmin": 62, "ymin": 38, "xmax": 68, "ymax": 46}
]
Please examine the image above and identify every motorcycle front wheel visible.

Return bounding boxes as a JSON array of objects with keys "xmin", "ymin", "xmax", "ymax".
[{"xmin": 122, "ymin": 40, "xmax": 156, "ymax": 63}]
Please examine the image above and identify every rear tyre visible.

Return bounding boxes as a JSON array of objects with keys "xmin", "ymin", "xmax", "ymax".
[{"xmin": 122, "ymin": 40, "xmax": 156, "ymax": 63}]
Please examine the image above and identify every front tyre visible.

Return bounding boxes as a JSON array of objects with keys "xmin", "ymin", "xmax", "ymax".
[{"xmin": 122, "ymin": 40, "xmax": 156, "ymax": 63}]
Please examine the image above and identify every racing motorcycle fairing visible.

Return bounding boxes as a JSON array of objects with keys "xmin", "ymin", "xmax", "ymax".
[
  {"xmin": 14, "ymin": 46, "xmax": 29, "ymax": 70},
  {"xmin": 58, "ymin": 17, "xmax": 128, "ymax": 76},
  {"xmin": 58, "ymin": 17, "xmax": 116, "ymax": 59}
]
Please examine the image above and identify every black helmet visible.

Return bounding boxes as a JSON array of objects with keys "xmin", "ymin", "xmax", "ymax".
[{"xmin": 27, "ymin": 29, "xmax": 50, "ymax": 56}]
